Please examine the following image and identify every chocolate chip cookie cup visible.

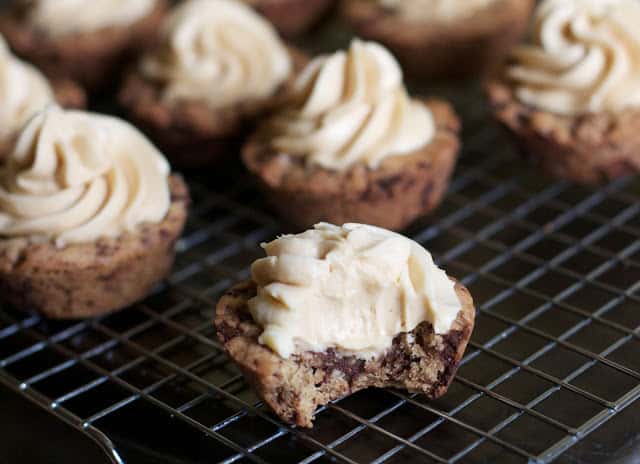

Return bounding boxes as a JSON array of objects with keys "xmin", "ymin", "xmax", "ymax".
[
  {"xmin": 0, "ymin": 0, "xmax": 167, "ymax": 92},
  {"xmin": 0, "ymin": 107, "xmax": 188, "ymax": 319},
  {"xmin": 243, "ymin": 0, "xmax": 335, "ymax": 38},
  {"xmin": 119, "ymin": 0, "xmax": 304, "ymax": 169},
  {"xmin": 341, "ymin": 0, "xmax": 533, "ymax": 80},
  {"xmin": 487, "ymin": 0, "xmax": 640, "ymax": 184},
  {"xmin": 242, "ymin": 40, "xmax": 460, "ymax": 231},
  {"xmin": 215, "ymin": 223, "xmax": 475, "ymax": 427}
]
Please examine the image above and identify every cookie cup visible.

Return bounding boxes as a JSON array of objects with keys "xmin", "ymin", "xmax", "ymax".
[
  {"xmin": 0, "ymin": 0, "xmax": 168, "ymax": 92},
  {"xmin": 242, "ymin": 98, "xmax": 460, "ymax": 231},
  {"xmin": 0, "ymin": 176, "xmax": 189, "ymax": 319},
  {"xmin": 341, "ymin": 0, "xmax": 534, "ymax": 79},
  {"xmin": 215, "ymin": 279, "xmax": 474, "ymax": 427},
  {"xmin": 119, "ymin": 49, "xmax": 307, "ymax": 170},
  {"xmin": 486, "ymin": 78, "xmax": 640, "ymax": 184},
  {"xmin": 247, "ymin": 0, "xmax": 335, "ymax": 37}
]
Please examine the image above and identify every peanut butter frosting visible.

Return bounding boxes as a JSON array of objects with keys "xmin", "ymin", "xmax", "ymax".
[
  {"xmin": 140, "ymin": 0, "xmax": 292, "ymax": 109},
  {"xmin": 266, "ymin": 40, "xmax": 434, "ymax": 171},
  {"xmin": 379, "ymin": 0, "xmax": 497, "ymax": 22},
  {"xmin": 248, "ymin": 223, "xmax": 461, "ymax": 359},
  {"xmin": 0, "ymin": 35, "xmax": 54, "ymax": 143},
  {"xmin": 507, "ymin": 0, "xmax": 640, "ymax": 116},
  {"xmin": 23, "ymin": 0, "xmax": 157, "ymax": 36},
  {"xmin": 0, "ymin": 106, "xmax": 171, "ymax": 247}
]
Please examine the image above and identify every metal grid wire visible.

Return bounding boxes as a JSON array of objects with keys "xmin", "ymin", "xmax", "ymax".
[{"xmin": 2, "ymin": 81, "xmax": 640, "ymax": 463}]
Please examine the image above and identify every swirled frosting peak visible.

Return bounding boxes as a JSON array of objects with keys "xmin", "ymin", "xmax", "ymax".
[
  {"xmin": 141, "ymin": 0, "xmax": 292, "ymax": 109},
  {"xmin": 24, "ymin": 0, "xmax": 156, "ymax": 36},
  {"xmin": 379, "ymin": 0, "xmax": 496, "ymax": 22},
  {"xmin": 248, "ymin": 223, "xmax": 461, "ymax": 359},
  {"xmin": 0, "ymin": 35, "xmax": 53, "ymax": 142},
  {"xmin": 507, "ymin": 0, "xmax": 640, "ymax": 115},
  {"xmin": 0, "ymin": 106, "xmax": 171, "ymax": 247},
  {"xmin": 267, "ymin": 40, "xmax": 434, "ymax": 171}
]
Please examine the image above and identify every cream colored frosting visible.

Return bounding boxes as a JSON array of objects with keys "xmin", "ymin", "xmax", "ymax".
[
  {"xmin": 24, "ymin": 0, "xmax": 156, "ymax": 36},
  {"xmin": 0, "ymin": 35, "xmax": 54, "ymax": 143},
  {"xmin": 507, "ymin": 0, "xmax": 640, "ymax": 116},
  {"xmin": 248, "ymin": 223, "xmax": 461, "ymax": 359},
  {"xmin": 266, "ymin": 40, "xmax": 434, "ymax": 171},
  {"xmin": 140, "ymin": 0, "xmax": 292, "ymax": 109},
  {"xmin": 379, "ymin": 0, "xmax": 496, "ymax": 22},
  {"xmin": 0, "ymin": 107, "xmax": 171, "ymax": 247}
]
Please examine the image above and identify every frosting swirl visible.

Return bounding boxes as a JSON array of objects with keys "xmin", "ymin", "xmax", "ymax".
[
  {"xmin": 266, "ymin": 40, "xmax": 434, "ymax": 171},
  {"xmin": 140, "ymin": 0, "xmax": 292, "ymax": 109},
  {"xmin": 23, "ymin": 0, "xmax": 156, "ymax": 36},
  {"xmin": 0, "ymin": 107, "xmax": 171, "ymax": 246},
  {"xmin": 507, "ymin": 0, "xmax": 640, "ymax": 115},
  {"xmin": 379, "ymin": 0, "xmax": 497, "ymax": 22},
  {"xmin": 248, "ymin": 222, "xmax": 461, "ymax": 359},
  {"xmin": 0, "ymin": 35, "xmax": 53, "ymax": 143}
]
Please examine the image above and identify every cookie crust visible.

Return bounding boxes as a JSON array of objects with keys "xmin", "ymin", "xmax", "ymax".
[
  {"xmin": 118, "ymin": 48, "xmax": 307, "ymax": 169},
  {"xmin": 245, "ymin": 0, "xmax": 335, "ymax": 38},
  {"xmin": 486, "ymin": 78, "xmax": 640, "ymax": 184},
  {"xmin": 242, "ymin": 98, "xmax": 460, "ymax": 231},
  {"xmin": 341, "ymin": 0, "xmax": 533, "ymax": 79},
  {"xmin": 215, "ymin": 279, "xmax": 475, "ymax": 428},
  {"xmin": 0, "ymin": 0, "xmax": 168, "ymax": 91},
  {"xmin": 0, "ymin": 175, "xmax": 189, "ymax": 319}
]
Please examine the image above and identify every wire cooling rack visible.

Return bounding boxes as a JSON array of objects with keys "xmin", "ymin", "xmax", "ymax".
[
  {"xmin": 2, "ymin": 84, "xmax": 640, "ymax": 464},
  {"xmin": 2, "ymin": 51, "xmax": 640, "ymax": 464}
]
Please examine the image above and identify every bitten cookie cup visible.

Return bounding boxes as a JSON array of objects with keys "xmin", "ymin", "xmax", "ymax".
[
  {"xmin": 0, "ymin": 176, "xmax": 189, "ymax": 319},
  {"xmin": 242, "ymin": 98, "xmax": 460, "ymax": 231},
  {"xmin": 245, "ymin": 0, "xmax": 335, "ymax": 38},
  {"xmin": 486, "ymin": 80, "xmax": 640, "ymax": 184},
  {"xmin": 341, "ymin": 0, "xmax": 534, "ymax": 80},
  {"xmin": 0, "ymin": 0, "xmax": 168, "ymax": 92},
  {"xmin": 118, "ymin": 49, "xmax": 307, "ymax": 170},
  {"xmin": 215, "ymin": 279, "xmax": 475, "ymax": 428}
]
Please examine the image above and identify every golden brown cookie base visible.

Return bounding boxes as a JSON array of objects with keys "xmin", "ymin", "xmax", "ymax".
[
  {"xmin": 486, "ymin": 78, "xmax": 640, "ymax": 184},
  {"xmin": 0, "ymin": 0, "xmax": 168, "ymax": 92},
  {"xmin": 215, "ymin": 279, "xmax": 475, "ymax": 428},
  {"xmin": 118, "ymin": 48, "xmax": 307, "ymax": 170},
  {"xmin": 341, "ymin": 0, "xmax": 533, "ymax": 79},
  {"xmin": 247, "ymin": 0, "xmax": 335, "ymax": 37},
  {"xmin": 0, "ymin": 175, "xmax": 189, "ymax": 319},
  {"xmin": 242, "ymin": 98, "xmax": 460, "ymax": 231}
]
